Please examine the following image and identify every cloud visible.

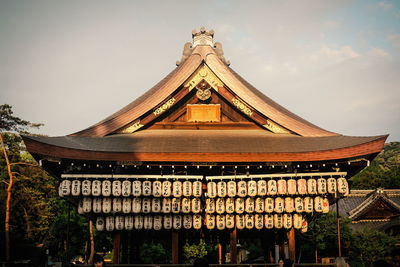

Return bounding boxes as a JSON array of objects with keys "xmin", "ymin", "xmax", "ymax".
[
  {"xmin": 387, "ymin": 33, "xmax": 400, "ymax": 47},
  {"xmin": 378, "ymin": 1, "xmax": 393, "ymax": 11}
]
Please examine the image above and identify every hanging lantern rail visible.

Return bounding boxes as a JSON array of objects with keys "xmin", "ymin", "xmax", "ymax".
[
  {"xmin": 206, "ymin": 172, "xmax": 347, "ymax": 180},
  {"xmin": 61, "ymin": 174, "xmax": 203, "ymax": 180}
]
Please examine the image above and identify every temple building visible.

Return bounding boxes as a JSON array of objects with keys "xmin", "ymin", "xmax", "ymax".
[{"xmin": 22, "ymin": 27, "xmax": 388, "ymax": 264}]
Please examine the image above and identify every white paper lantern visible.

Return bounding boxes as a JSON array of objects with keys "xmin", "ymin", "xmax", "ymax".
[
  {"xmin": 113, "ymin": 198, "xmax": 122, "ymax": 213},
  {"xmin": 267, "ymin": 180, "xmax": 277, "ymax": 195},
  {"xmin": 245, "ymin": 214, "xmax": 254, "ymax": 229},
  {"xmin": 304, "ymin": 197, "xmax": 313, "ymax": 213},
  {"xmin": 112, "ymin": 180, "xmax": 122, "ymax": 197},
  {"xmin": 162, "ymin": 181, "xmax": 172, "ymax": 197},
  {"xmin": 255, "ymin": 198, "xmax": 264, "ymax": 213},
  {"xmin": 225, "ymin": 198, "xmax": 235, "ymax": 214},
  {"xmin": 193, "ymin": 214, "xmax": 202, "ymax": 230},
  {"xmin": 237, "ymin": 181, "xmax": 247, "ymax": 197},
  {"xmin": 193, "ymin": 181, "xmax": 202, "ymax": 197},
  {"xmin": 153, "ymin": 215, "xmax": 162, "ymax": 230},
  {"xmin": 102, "ymin": 198, "xmax": 112, "ymax": 213},
  {"xmin": 265, "ymin": 214, "xmax": 274, "ymax": 229},
  {"xmin": 293, "ymin": 214, "xmax": 302, "ymax": 229},
  {"xmin": 181, "ymin": 198, "xmax": 191, "ymax": 213},
  {"xmin": 122, "ymin": 198, "xmax": 132, "ymax": 213},
  {"xmin": 227, "ymin": 181, "xmax": 237, "ymax": 197},
  {"xmin": 236, "ymin": 214, "xmax": 245, "ymax": 230},
  {"xmin": 216, "ymin": 198, "xmax": 225, "ymax": 214},
  {"xmin": 163, "ymin": 215, "xmax": 172, "ymax": 229},
  {"xmin": 122, "ymin": 180, "xmax": 131, "ymax": 197},
  {"xmin": 92, "ymin": 180, "xmax": 101, "ymax": 196},
  {"xmin": 77, "ymin": 199, "xmax": 84, "ymax": 214},
  {"xmin": 132, "ymin": 198, "xmax": 142, "ymax": 213},
  {"xmin": 322, "ymin": 198, "xmax": 330, "ymax": 213},
  {"xmin": 93, "ymin": 198, "xmax": 102, "ymax": 213},
  {"xmin": 247, "ymin": 180, "xmax": 257, "ymax": 197},
  {"xmin": 82, "ymin": 180, "xmax": 91, "ymax": 196},
  {"xmin": 226, "ymin": 214, "xmax": 235, "ymax": 229},
  {"xmin": 191, "ymin": 198, "xmax": 201, "ymax": 213},
  {"xmin": 216, "ymin": 215, "xmax": 225, "ymax": 230},
  {"xmin": 132, "ymin": 181, "xmax": 142, "ymax": 197},
  {"xmin": 162, "ymin": 198, "xmax": 171, "ymax": 213},
  {"xmin": 285, "ymin": 197, "xmax": 295, "ymax": 213},
  {"xmin": 257, "ymin": 180, "xmax": 267, "ymax": 196},
  {"xmin": 115, "ymin": 215, "xmax": 124, "ymax": 230},
  {"xmin": 183, "ymin": 215, "xmax": 192, "ymax": 229},
  {"xmin": 297, "ymin": 178, "xmax": 307, "ymax": 195},
  {"xmin": 327, "ymin": 178, "xmax": 337, "ymax": 194},
  {"xmin": 183, "ymin": 181, "xmax": 192, "ymax": 197},
  {"xmin": 274, "ymin": 197, "xmax": 284, "ymax": 213},
  {"xmin": 172, "ymin": 181, "xmax": 182, "ymax": 198},
  {"xmin": 83, "ymin": 197, "xmax": 92, "ymax": 213},
  {"xmin": 207, "ymin": 181, "xmax": 217, "ymax": 198},
  {"xmin": 125, "ymin": 216, "xmax": 134, "ymax": 230},
  {"xmin": 277, "ymin": 179, "xmax": 287, "ymax": 195},
  {"xmin": 235, "ymin": 198, "xmax": 245, "ymax": 214},
  {"xmin": 144, "ymin": 215, "xmax": 153, "ymax": 230},
  {"xmin": 96, "ymin": 217, "xmax": 105, "ymax": 231},
  {"xmin": 245, "ymin": 198, "xmax": 255, "ymax": 213},
  {"xmin": 337, "ymin": 178, "xmax": 349, "ymax": 196},
  {"xmin": 102, "ymin": 180, "xmax": 111, "ymax": 197},
  {"xmin": 307, "ymin": 179, "xmax": 317, "ymax": 195},
  {"xmin": 265, "ymin": 198, "xmax": 274, "ymax": 213},
  {"xmin": 142, "ymin": 198, "xmax": 151, "ymax": 213},
  {"xmin": 294, "ymin": 197, "xmax": 304, "ymax": 213},
  {"xmin": 71, "ymin": 180, "xmax": 81, "ymax": 196},
  {"xmin": 274, "ymin": 214, "xmax": 283, "ymax": 229},
  {"xmin": 217, "ymin": 181, "xmax": 227, "ymax": 197},
  {"xmin": 171, "ymin": 198, "xmax": 180, "ymax": 213},
  {"xmin": 283, "ymin": 214, "xmax": 292, "ymax": 229},
  {"xmin": 152, "ymin": 198, "xmax": 161, "ymax": 213},
  {"xmin": 142, "ymin": 181, "xmax": 152, "ymax": 196},
  {"xmin": 60, "ymin": 180, "xmax": 71, "ymax": 196},
  {"xmin": 205, "ymin": 198, "xmax": 215, "ymax": 213},
  {"xmin": 152, "ymin": 181, "xmax": 162, "ymax": 197},
  {"xmin": 206, "ymin": 214, "xmax": 215, "ymax": 229},
  {"xmin": 317, "ymin": 178, "xmax": 327, "ymax": 194},
  {"xmin": 287, "ymin": 179, "xmax": 297, "ymax": 195},
  {"xmin": 255, "ymin": 214, "xmax": 264, "ymax": 230},
  {"xmin": 106, "ymin": 216, "xmax": 115, "ymax": 231},
  {"xmin": 134, "ymin": 215, "xmax": 143, "ymax": 230},
  {"xmin": 314, "ymin": 196, "xmax": 323, "ymax": 212}
]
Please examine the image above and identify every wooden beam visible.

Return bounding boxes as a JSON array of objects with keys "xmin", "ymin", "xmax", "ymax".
[
  {"xmin": 172, "ymin": 231, "xmax": 180, "ymax": 264},
  {"xmin": 230, "ymin": 229, "xmax": 237, "ymax": 264},
  {"xmin": 112, "ymin": 232, "xmax": 121, "ymax": 264},
  {"xmin": 288, "ymin": 228, "xmax": 296, "ymax": 262}
]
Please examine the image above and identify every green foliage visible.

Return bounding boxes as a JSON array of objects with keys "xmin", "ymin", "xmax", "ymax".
[
  {"xmin": 351, "ymin": 142, "xmax": 400, "ymax": 189},
  {"xmin": 139, "ymin": 242, "xmax": 167, "ymax": 264},
  {"xmin": 183, "ymin": 239, "xmax": 208, "ymax": 263},
  {"xmin": 349, "ymin": 229, "xmax": 397, "ymax": 266}
]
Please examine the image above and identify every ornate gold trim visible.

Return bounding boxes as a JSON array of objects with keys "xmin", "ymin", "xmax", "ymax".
[
  {"xmin": 118, "ymin": 120, "xmax": 144, "ymax": 133},
  {"xmin": 232, "ymin": 97, "xmax": 253, "ymax": 116},
  {"xmin": 263, "ymin": 119, "xmax": 290, "ymax": 134},
  {"xmin": 153, "ymin": 97, "xmax": 176, "ymax": 116},
  {"xmin": 184, "ymin": 64, "xmax": 223, "ymax": 92}
]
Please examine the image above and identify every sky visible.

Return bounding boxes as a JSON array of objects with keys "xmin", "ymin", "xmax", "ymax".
[{"xmin": 0, "ymin": 0, "xmax": 399, "ymax": 141}]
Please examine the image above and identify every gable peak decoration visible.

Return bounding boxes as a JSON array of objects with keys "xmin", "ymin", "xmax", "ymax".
[{"xmin": 177, "ymin": 27, "xmax": 230, "ymax": 66}]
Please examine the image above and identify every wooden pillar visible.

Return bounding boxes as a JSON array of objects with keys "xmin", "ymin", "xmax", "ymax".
[
  {"xmin": 172, "ymin": 231, "xmax": 179, "ymax": 264},
  {"xmin": 112, "ymin": 232, "xmax": 121, "ymax": 264},
  {"xmin": 230, "ymin": 229, "xmax": 237, "ymax": 264},
  {"xmin": 287, "ymin": 228, "xmax": 296, "ymax": 262}
]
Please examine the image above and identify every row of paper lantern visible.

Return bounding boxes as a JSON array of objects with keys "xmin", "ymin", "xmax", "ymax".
[
  {"xmin": 77, "ymin": 196, "xmax": 329, "ymax": 214},
  {"xmin": 95, "ymin": 213, "xmax": 308, "ymax": 232},
  {"xmin": 205, "ymin": 196, "xmax": 330, "ymax": 214},
  {"xmin": 59, "ymin": 178, "xmax": 348, "ymax": 198},
  {"xmin": 206, "ymin": 178, "xmax": 348, "ymax": 197},
  {"xmin": 59, "ymin": 180, "xmax": 202, "ymax": 198}
]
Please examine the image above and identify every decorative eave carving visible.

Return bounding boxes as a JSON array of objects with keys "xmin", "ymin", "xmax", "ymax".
[
  {"xmin": 263, "ymin": 119, "xmax": 290, "ymax": 134},
  {"xmin": 184, "ymin": 64, "xmax": 223, "ymax": 92},
  {"xmin": 117, "ymin": 120, "xmax": 144, "ymax": 134},
  {"xmin": 232, "ymin": 97, "xmax": 253, "ymax": 117},
  {"xmin": 153, "ymin": 97, "xmax": 176, "ymax": 116}
]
